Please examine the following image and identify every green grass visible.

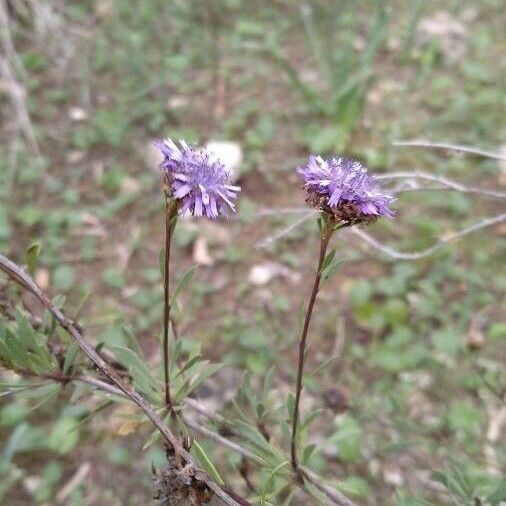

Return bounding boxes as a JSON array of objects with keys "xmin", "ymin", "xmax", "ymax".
[{"xmin": 0, "ymin": 0, "xmax": 505, "ymax": 504}]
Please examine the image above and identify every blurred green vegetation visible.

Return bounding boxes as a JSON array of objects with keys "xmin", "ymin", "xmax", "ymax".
[{"xmin": 0, "ymin": 0, "xmax": 505, "ymax": 504}]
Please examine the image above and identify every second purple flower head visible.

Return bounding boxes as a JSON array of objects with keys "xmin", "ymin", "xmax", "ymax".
[
  {"xmin": 155, "ymin": 138, "xmax": 241, "ymax": 219},
  {"xmin": 298, "ymin": 155, "xmax": 394, "ymax": 225}
]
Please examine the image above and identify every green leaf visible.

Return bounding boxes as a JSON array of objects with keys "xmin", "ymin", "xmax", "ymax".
[
  {"xmin": 261, "ymin": 366, "xmax": 276, "ymax": 402},
  {"xmin": 109, "ymin": 346, "xmax": 157, "ymax": 399},
  {"xmin": 15, "ymin": 311, "xmax": 55, "ymax": 372},
  {"xmin": 487, "ymin": 479, "xmax": 506, "ymax": 505},
  {"xmin": 234, "ymin": 420, "xmax": 283, "ymax": 465},
  {"xmin": 433, "ymin": 328, "xmax": 461, "ymax": 358},
  {"xmin": 24, "ymin": 384, "xmax": 60, "ymax": 412},
  {"xmin": 338, "ymin": 476, "xmax": 371, "ymax": 499},
  {"xmin": 53, "ymin": 265, "xmax": 75, "ymax": 291},
  {"xmin": 310, "ymin": 355, "xmax": 338, "ymax": 377},
  {"xmin": 319, "ymin": 248, "xmax": 336, "ymax": 274},
  {"xmin": 2, "ymin": 423, "xmax": 45, "ymax": 463},
  {"xmin": 192, "ymin": 441, "xmax": 224, "ymax": 486},
  {"xmin": 302, "ymin": 443, "xmax": 317, "ymax": 464},
  {"xmin": 301, "ymin": 408, "xmax": 325, "ymax": 431},
  {"xmin": 168, "ymin": 339, "xmax": 183, "ymax": 377},
  {"xmin": 447, "ymin": 401, "xmax": 483, "ymax": 434},
  {"xmin": 171, "ymin": 266, "xmax": 198, "ymax": 303},
  {"xmin": 487, "ymin": 322, "xmax": 506, "ymax": 341},
  {"xmin": 143, "ymin": 428, "xmax": 162, "ymax": 450},
  {"xmin": 63, "ymin": 343, "xmax": 81, "ymax": 375},
  {"xmin": 48, "ymin": 417, "xmax": 80, "ymax": 454},
  {"xmin": 15, "ymin": 310, "xmax": 39, "ymax": 351},
  {"xmin": 174, "ymin": 353, "xmax": 204, "ymax": 379},
  {"xmin": 261, "ymin": 460, "xmax": 290, "ymax": 500},
  {"xmin": 175, "ymin": 362, "xmax": 222, "ymax": 399},
  {"xmin": 320, "ymin": 256, "xmax": 344, "ymax": 283},
  {"xmin": 72, "ymin": 401, "xmax": 113, "ymax": 431},
  {"xmin": 5, "ymin": 328, "xmax": 30, "ymax": 369},
  {"xmin": 330, "ymin": 416, "xmax": 363, "ymax": 464},
  {"xmin": 432, "ymin": 467, "xmax": 472, "ymax": 500},
  {"xmin": 25, "ymin": 242, "xmax": 41, "ymax": 276},
  {"xmin": 121, "ymin": 326, "xmax": 143, "ymax": 356}
]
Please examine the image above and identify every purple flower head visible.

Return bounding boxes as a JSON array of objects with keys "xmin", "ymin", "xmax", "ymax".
[
  {"xmin": 298, "ymin": 155, "xmax": 394, "ymax": 224},
  {"xmin": 155, "ymin": 138, "xmax": 240, "ymax": 218}
]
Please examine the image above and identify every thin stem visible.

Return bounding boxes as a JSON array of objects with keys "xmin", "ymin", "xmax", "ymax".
[
  {"xmin": 163, "ymin": 193, "xmax": 177, "ymax": 412},
  {"xmin": 291, "ymin": 225, "xmax": 332, "ymax": 470}
]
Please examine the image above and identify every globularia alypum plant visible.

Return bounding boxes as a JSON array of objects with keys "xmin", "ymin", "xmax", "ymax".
[{"xmin": 0, "ymin": 139, "xmax": 394, "ymax": 506}]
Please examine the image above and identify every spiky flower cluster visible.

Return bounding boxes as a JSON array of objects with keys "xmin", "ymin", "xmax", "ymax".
[
  {"xmin": 155, "ymin": 139, "xmax": 240, "ymax": 218},
  {"xmin": 298, "ymin": 155, "xmax": 394, "ymax": 224}
]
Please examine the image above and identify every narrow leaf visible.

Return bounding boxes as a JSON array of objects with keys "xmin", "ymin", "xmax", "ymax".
[
  {"xmin": 192, "ymin": 440, "xmax": 225, "ymax": 486},
  {"xmin": 121, "ymin": 325, "xmax": 143, "ymax": 356},
  {"xmin": 25, "ymin": 242, "xmax": 41, "ymax": 276},
  {"xmin": 171, "ymin": 266, "xmax": 198, "ymax": 303}
]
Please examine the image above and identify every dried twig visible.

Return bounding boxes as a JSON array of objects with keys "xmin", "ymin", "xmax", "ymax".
[
  {"xmin": 0, "ymin": 0, "xmax": 26, "ymax": 77},
  {"xmin": 350, "ymin": 213, "xmax": 506, "ymax": 260},
  {"xmin": 0, "ymin": 253, "xmax": 247, "ymax": 506},
  {"xmin": 377, "ymin": 171, "xmax": 506, "ymax": 200},
  {"xmin": 257, "ymin": 211, "xmax": 316, "ymax": 248},
  {"xmin": 392, "ymin": 140, "xmax": 506, "ymax": 161},
  {"xmin": 257, "ymin": 209, "xmax": 506, "ymax": 257},
  {"xmin": 56, "ymin": 462, "xmax": 91, "ymax": 504},
  {"xmin": 0, "ymin": 57, "xmax": 40, "ymax": 155}
]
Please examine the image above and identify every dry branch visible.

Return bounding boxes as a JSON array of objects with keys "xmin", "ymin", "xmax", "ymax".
[
  {"xmin": 0, "ymin": 0, "xmax": 26, "ymax": 77},
  {"xmin": 377, "ymin": 171, "xmax": 506, "ymax": 200},
  {"xmin": 351, "ymin": 213, "xmax": 506, "ymax": 260},
  {"xmin": 0, "ymin": 57, "xmax": 40, "ymax": 154},
  {"xmin": 392, "ymin": 140, "xmax": 506, "ymax": 161}
]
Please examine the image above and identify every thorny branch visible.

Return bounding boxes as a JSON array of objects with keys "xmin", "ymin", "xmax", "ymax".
[{"xmin": 0, "ymin": 253, "xmax": 248, "ymax": 506}]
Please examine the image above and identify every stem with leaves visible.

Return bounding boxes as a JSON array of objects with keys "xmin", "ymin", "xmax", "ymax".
[
  {"xmin": 291, "ymin": 215, "xmax": 335, "ymax": 471},
  {"xmin": 163, "ymin": 186, "xmax": 178, "ymax": 412},
  {"xmin": 0, "ymin": 253, "xmax": 247, "ymax": 506}
]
